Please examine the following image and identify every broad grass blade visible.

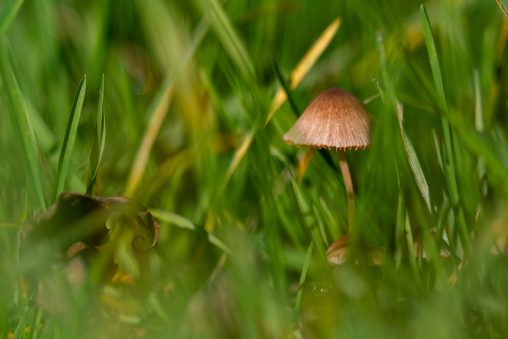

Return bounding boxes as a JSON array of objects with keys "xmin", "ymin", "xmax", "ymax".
[
  {"xmin": 54, "ymin": 75, "xmax": 87, "ymax": 200},
  {"xmin": 0, "ymin": 47, "xmax": 46, "ymax": 209}
]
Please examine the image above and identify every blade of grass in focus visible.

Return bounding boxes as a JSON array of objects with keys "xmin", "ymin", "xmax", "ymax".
[
  {"xmin": 420, "ymin": 5, "xmax": 448, "ymax": 112},
  {"xmin": 420, "ymin": 5, "xmax": 472, "ymax": 254},
  {"xmin": 87, "ymin": 74, "xmax": 106, "ymax": 194},
  {"xmin": 54, "ymin": 75, "xmax": 86, "ymax": 200},
  {"xmin": 397, "ymin": 101, "xmax": 431, "ymax": 212},
  {"xmin": 0, "ymin": 46, "xmax": 46, "ymax": 209},
  {"xmin": 419, "ymin": 5, "xmax": 458, "ymax": 204}
]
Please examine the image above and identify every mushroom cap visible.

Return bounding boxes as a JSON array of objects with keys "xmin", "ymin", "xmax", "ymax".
[{"xmin": 283, "ymin": 88, "xmax": 370, "ymax": 150}]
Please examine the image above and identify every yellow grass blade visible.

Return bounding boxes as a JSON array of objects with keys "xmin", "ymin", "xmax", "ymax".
[
  {"xmin": 496, "ymin": 0, "xmax": 508, "ymax": 17},
  {"xmin": 224, "ymin": 19, "xmax": 341, "ymax": 189},
  {"xmin": 265, "ymin": 18, "xmax": 341, "ymax": 125},
  {"xmin": 290, "ymin": 18, "xmax": 341, "ymax": 88},
  {"xmin": 223, "ymin": 130, "xmax": 255, "ymax": 185},
  {"xmin": 496, "ymin": 16, "xmax": 508, "ymax": 63},
  {"xmin": 124, "ymin": 82, "xmax": 174, "ymax": 196}
]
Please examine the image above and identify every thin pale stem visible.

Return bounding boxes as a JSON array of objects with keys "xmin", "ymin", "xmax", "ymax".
[{"xmin": 338, "ymin": 151, "xmax": 355, "ymax": 232}]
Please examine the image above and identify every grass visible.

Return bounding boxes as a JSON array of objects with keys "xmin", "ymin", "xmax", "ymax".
[
  {"xmin": 54, "ymin": 75, "xmax": 86, "ymax": 200},
  {"xmin": 1, "ymin": 0, "xmax": 508, "ymax": 338}
]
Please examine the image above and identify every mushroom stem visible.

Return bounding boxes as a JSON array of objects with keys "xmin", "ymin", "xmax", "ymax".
[{"xmin": 338, "ymin": 151, "xmax": 355, "ymax": 232}]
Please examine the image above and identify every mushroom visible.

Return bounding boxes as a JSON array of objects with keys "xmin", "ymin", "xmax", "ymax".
[{"xmin": 284, "ymin": 87, "xmax": 371, "ymax": 233}]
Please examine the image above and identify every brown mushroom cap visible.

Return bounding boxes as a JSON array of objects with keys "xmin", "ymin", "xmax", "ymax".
[{"xmin": 283, "ymin": 88, "xmax": 370, "ymax": 150}]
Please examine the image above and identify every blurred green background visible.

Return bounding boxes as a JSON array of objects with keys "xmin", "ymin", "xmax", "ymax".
[{"xmin": 2, "ymin": 0, "xmax": 508, "ymax": 338}]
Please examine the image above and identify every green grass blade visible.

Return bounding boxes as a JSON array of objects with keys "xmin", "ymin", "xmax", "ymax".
[
  {"xmin": 420, "ymin": 5, "xmax": 447, "ymax": 111},
  {"xmin": 420, "ymin": 5, "xmax": 459, "ymax": 205},
  {"xmin": 473, "ymin": 70, "xmax": 488, "ymax": 194},
  {"xmin": 432, "ymin": 130, "xmax": 444, "ymax": 171},
  {"xmin": 447, "ymin": 110, "xmax": 508, "ymax": 186},
  {"xmin": 376, "ymin": 32, "xmax": 395, "ymax": 104},
  {"xmin": 0, "ymin": 0, "xmax": 24, "ymax": 38},
  {"xmin": 151, "ymin": 209, "xmax": 231, "ymax": 254},
  {"xmin": 54, "ymin": 75, "xmax": 87, "ymax": 200},
  {"xmin": 0, "ymin": 47, "xmax": 46, "ymax": 209},
  {"xmin": 273, "ymin": 60, "xmax": 300, "ymax": 117},
  {"xmin": 199, "ymin": 0, "xmax": 255, "ymax": 80},
  {"xmin": 377, "ymin": 33, "xmax": 432, "ymax": 211},
  {"xmin": 397, "ymin": 102, "xmax": 431, "ymax": 212},
  {"xmin": 395, "ymin": 182, "xmax": 405, "ymax": 268},
  {"xmin": 151, "ymin": 209, "xmax": 196, "ymax": 230},
  {"xmin": 403, "ymin": 130, "xmax": 431, "ymax": 211},
  {"xmin": 404, "ymin": 214, "xmax": 419, "ymax": 274},
  {"xmin": 207, "ymin": 234, "xmax": 232, "ymax": 255},
  {"xmin": 295, "ymin": 241, "xmax": 313, "ymax": 311},
  {"xmin": 87, "ymin": 74, "xmax": 106, "ymax": 194},
  {"xmin": 473, "ymin": 70, "xmax": 484, "ymax": 134},
  {"xmin": 12, "ymin": 304, "xmax": 34, "ymax": 338}
]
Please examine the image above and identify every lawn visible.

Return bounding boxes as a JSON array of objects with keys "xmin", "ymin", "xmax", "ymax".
[{"xmin": 1, "ymin": 0, "xmax": 508, "ymax": 338}]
